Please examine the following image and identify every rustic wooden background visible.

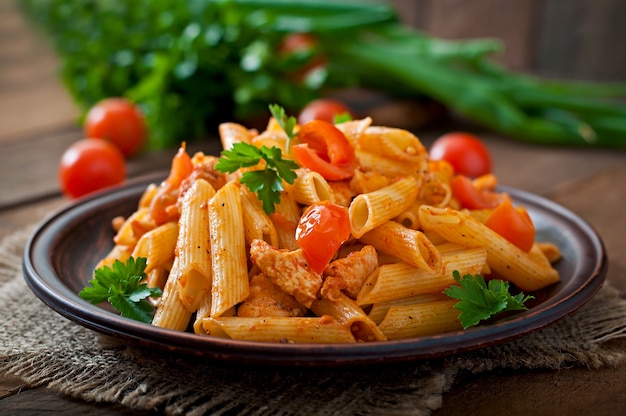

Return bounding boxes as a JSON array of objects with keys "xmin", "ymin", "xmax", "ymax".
[{"xmin": 392, "ymin": 0, "xmax": 626, "ymax": 82}]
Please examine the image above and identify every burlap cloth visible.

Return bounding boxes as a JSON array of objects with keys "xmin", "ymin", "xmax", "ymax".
[{"xmin": 2, "ymin": 227, "xmax": 626, "ymax": 415}]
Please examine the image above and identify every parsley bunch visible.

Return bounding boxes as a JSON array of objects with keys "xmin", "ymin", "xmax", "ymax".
[
  {"xmin": 444, "ymin": 271, "xmax": 534, "ymax": 329},
  {"xmin": 79, "ymin": 257, "xmax": 162, "ymax": 324}
]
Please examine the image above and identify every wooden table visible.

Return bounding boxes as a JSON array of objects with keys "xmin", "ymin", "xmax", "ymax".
[{"xmin": 2, "ymin": 2, "xmax": 626, "ymax": 414}]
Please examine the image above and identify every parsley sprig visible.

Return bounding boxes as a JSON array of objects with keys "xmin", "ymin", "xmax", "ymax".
[
  {"xmin": 79, "ymin": 257, "xmax": 162, "ymax": 324},
  {"xmin": 443, "ymin": 271, "xmax": 534, "ymax": 329},
  {"xmin": 269, "ymin": 103, "xmax": 297, "ymax": 148},
  {"xmin": 216, "ymin": 142, "xmax": 298, "ymax": 214}
]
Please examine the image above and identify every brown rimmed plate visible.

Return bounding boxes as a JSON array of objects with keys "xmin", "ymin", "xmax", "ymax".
[{"xmin": 23, "ymin": 173, "xmax": 607, "ymax": 367}]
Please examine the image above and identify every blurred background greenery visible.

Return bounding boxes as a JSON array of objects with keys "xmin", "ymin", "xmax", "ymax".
[{"xmin": 16, "ymin": 0, "xmax": 626, "ymax": 149}]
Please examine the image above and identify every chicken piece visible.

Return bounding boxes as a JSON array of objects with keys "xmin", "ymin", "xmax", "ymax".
[
  {"xmin": 321, "ymin": 245, "xmax": 378, "ymax": 302},
  {"xmin": 179, "ymin": 153, "xmax": 229, "ymax": 200},
  {"xmin": 237, "ymin": 273, "xmax": 307, "ymax": 318},
  {"xmin": 249, "ymin": 239, "xmax": 322, "ymax": 308}
]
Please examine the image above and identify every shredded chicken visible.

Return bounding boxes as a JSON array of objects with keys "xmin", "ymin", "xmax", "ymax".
[
  {"xmin": 249, "ymin": 239, "xmax": 322, "ymax": 308},
  {"xmin": 321, "ymin": 245, "xmax": 378, "ymax": 302},
  {"xmin": 237, "ymin": 273, "xmax": 307, "ymax": 317},
  {"xmin": 179, "ymin": 153, "xmax": 229, "ymax": 200}
]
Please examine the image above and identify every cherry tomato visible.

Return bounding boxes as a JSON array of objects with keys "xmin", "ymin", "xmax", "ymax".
[
  {"xmin": 58, "ymin": 139, "xmax": 126, "ymax": 199},
  {"xmin": 297, "ymin": 98, "xmax": 353, "ymax": 125},
  {"xmin": 278, "ymin": 33, "xmax": 327, "ymax": 83},
  {"xmin": 292, "ymin": 120, "xmax": 356, "ymax": 181},
  {"xmin": 486, "ymin": 199, "xmax": 536, "ymax": 252},
  {"xmin": 429, "ymin": 132, "xmax": 492, "ymax": 177},
  {"xmin": 295, "ymin": 201, "xmax": 351, "ymax": 274},
  {"xmin": 84, "ymin": 97, "xmax": 147, "ymax": 157},
  {"xmin": 450, "ymin": 175, "xmax": 506, "ymax": 210}
]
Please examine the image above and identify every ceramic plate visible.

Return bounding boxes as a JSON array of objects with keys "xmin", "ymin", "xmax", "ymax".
[{"xmin": 23, "ymin": 173, "xmax": 607, "ymax": 366}]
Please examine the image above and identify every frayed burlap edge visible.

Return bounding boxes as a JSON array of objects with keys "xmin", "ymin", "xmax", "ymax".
[{"xmin": 2, "ymin": 227, "xmax": 626, "ymax": 415}]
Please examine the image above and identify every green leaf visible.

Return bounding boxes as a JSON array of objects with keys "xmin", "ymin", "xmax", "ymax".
[
  {"xmin": 216, "ymin": 141, "xmax": 298, "ymax": 214},
  {"xmin": 443, "ymin": 270, "xmax": 534, "ymax": 329},
  {"xmin": 79, "ymin": 257, "xmax": 162, "ymax": 324},
  {"xmin": 269, "ymin": 103, "xmax": 297, "ymax": 147}
]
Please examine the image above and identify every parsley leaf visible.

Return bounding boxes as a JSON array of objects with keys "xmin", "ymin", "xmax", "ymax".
[
  {"xmin": 269, "ymin": 103, "xmax": 297, "ymax": 148},
  {"xmin": 443, "ymin": 270, "xmax": 534, "ymax": 329},
  {"xmin": 215, "ymin": 142, "xmax": 298, "ymax": 214},
  {"xmin": 79, "ymin": 257, "xmax": 162, "ymax": 324}
]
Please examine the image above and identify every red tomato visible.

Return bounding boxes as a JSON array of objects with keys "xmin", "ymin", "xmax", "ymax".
[
  {"xmin": 278, "ymin": 33, "xmax": 327, "ymax": 82},
  {"xmin": 297, "ymin": 98, "xmax": 353, "ymax": 125},
  {"xmin": 292, "ymin": 120, "xmax": 356, "ymax": 180},
  {"xmin": 486, "ymin": 199, "xmax": 536, "ymax": 252},
  {"xmin": 295, "ymin": 201, "xmax": 351, "ymax": 274},
  {"xmin": 429, "ymin": 132, "xmax": 492, "ymax": 177},
  {"xmin": 450, "ymin": 175, "xmax": 505, "ymax": 210},
  {"xmin": 58, "ymin": 139, "xmax": 126, "ymax": 199},
  {"xmin": 84, "ymin": 97, "xmax": 147, "ymax": 157}
]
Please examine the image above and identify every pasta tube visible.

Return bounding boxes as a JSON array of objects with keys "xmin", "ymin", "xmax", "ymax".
[
  {"xmin": 175, "ymin": 179, "xmax": 215, "ymax": 312},
  {"xmin": 209, "ymin": 181, "xmax": 250, "ymax": 317},
  {"xmin": 349, "ymin": 175, "xmax": 420, "ymax": 238},
  {"xmin": 418, "ymin": 205, "xmax": 559, "ymax": 291}
]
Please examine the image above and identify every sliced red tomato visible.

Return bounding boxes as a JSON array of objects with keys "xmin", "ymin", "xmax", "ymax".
[
  {"xmin": 297, "ymin": 98, "xmax": 353, "ymax": 125},
  {"xmin": 450, "ymin": 175, "xmax": 505, "ymax": 210},
  {"xmin": 429, "ymin": 132, "xmax": 492, "ymax": 178},
  {"xmin": 293, "ymin": 119, "xmax": 356, "ymax": 180},
  {"xmin": 295, "ymin": 201, "xmax": 351, "ymax": 274},
  {"xmin": 486, "ymin": 199, "xmax": 535, "ymax": 252}
]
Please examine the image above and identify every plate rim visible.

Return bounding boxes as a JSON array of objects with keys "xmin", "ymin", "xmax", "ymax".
[{"xmin": 22, "ymin": 173, "xmax": 608, "ymax": 367}]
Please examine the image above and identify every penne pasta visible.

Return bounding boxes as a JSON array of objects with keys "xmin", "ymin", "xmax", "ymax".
[
  {"xmin": 356, "ymin": 244, "xmax": 487, "ymax": 306},
  {"xmin": 418, "ymin": 205, "xmax": 559, "ymax": 291},
  {"xmin": 349, "ymin": 175, "xmax": 420, "ymax": 238},
  {"xmin": 368, "ymin": 293, "xmax": 449, "ymax": 324},
  {"xmin": 290, "ymin": 168, "xmax": 334, "ymax": 206},
  {"xmin": 152, "ymin": 258, "xmax": 192, "ymax": 331},
  {"xmin": 311, "ymin": 293, "xmax": 387, "ymax": 342},
  {"xmin": 209, "ymin": 181, "xmax": 250, "ymax": 317},
  {"xmin": 175, "ymin": 179, "xmax": 215, "ymax": 312},
  {"xmin": 201, "ymin": 316, "xmax": 356, "ymax": 343},
  {"xmin": 240, "ymin": 185, "xmax": 279, "ymax": 247},
  {"xmin": 378, "ymin": 300, "xmax": 462, "ymax": 339},
  {"xmin": 358, "ymin": 220, "xmax": 442, "ymax": 273},
  {"xmin": 130, "ymin": 222, "xmax": 178, "ymax": 273},
  {"xmin": 218, "ymin": 122, "xmax": 253, "ymax": 150}
]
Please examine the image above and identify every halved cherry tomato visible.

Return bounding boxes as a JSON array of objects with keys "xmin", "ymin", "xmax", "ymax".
[
  {"xmin": 450, "ymin": 175, "xmax": 505, "ymax": 210},
  {"xmin": 292, "ymin": 119, "xmax": 356, "ymax": 181},
  {"xmin": 84, "ymin": 97, "xmax": 147, "ymax": 158},
  {"xmin": 58, "ymin": 139, "xmax": 126, "ymax": 199},
  {"xmin": 297, "ymin": 98, "xmax": 353, "ymax": 125},
  {"xmin": 429, "ymin": 132, "xmax": 492, "ymax": 178},
  {"xmin": 486, "ymin": 199, "xmax": 535, "ymax": 252},
  {"xmin": 295, "ymin": 201, "xmax": 351, "ymax": 274}
]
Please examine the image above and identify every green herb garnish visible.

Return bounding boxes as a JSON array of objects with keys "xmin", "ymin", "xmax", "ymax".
[
  {"xmin": 216, "ymin": 142, "xmax": 298, "ymax": 214},
  {"xmin": 443, "ymin": 270, "xmax": 534, "ymax": 329},
  {"xmin": 333, "ymin": 112, "xmax": 353, "ymax": 124},
  {"xmin": 269, "ymin": 103, "xmax": 298, "ymax": 148},
  {"xmin": 79, "ymin": 257, "xmax": 162, "ymax": 324}
]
